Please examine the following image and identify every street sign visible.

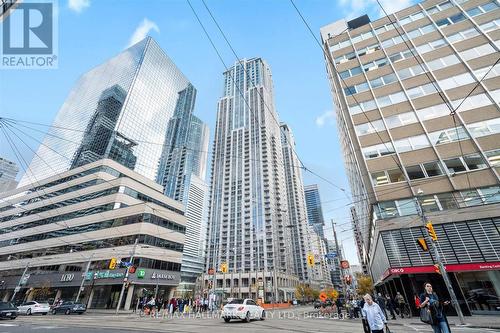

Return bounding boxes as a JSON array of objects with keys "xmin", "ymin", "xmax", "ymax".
[
  {"xmin": 319, "ymin": 292, "xmax": 327, "ymax": 302},
  {"xmin": 325, "ymin": 252, "xmax": 337, "ymax": 258},
  {"xmin": 340, "ymin": 260, "xmax": 350, "ymax": 269},
  {"xmin": 208, "ymin": 268, "xmax": 214, "ymax": 275}
]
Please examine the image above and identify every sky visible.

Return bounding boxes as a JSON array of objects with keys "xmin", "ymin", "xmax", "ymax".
[{"xmin": 0, "ymin": 0, "xmax": 415, "ymax": 265}]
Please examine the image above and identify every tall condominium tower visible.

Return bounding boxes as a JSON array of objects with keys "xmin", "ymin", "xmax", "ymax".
[
  {"xmin": 321, "ymin": 0, "xmax": 500, "ymax": 315},
  {"xmin": 304, "ymin": 184, "xmax": 326, "ymax": 238},
  {"xmin": 156, "ymin": 82, "xmax": 210, "ymax": 295},
  {"xmin": 19, "ymin": 37, "xmax": 195, "ymax": 187},
  {"xmin": 205, "ymin": 58, "xmax": 298, "ymax": 302},
  {"xmin": 280, "ymin": 123, "xmax": 311, "ymax": 282}
]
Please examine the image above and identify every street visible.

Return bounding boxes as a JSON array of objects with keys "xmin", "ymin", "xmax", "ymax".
[{"xmin": 1, "ymin": 309, "xmax": 499, "ymax": 333}]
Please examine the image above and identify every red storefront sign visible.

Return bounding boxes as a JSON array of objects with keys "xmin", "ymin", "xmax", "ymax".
[{"xmin": 379, "ymin": 262, "xmax": 500, "ymax": 282}]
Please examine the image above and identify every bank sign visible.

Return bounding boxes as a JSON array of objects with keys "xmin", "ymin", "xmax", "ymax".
[{"xmin": 85, "ymin": 270, "xmax": 125, "ymax": 281}]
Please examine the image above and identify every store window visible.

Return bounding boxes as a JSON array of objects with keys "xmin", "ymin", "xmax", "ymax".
[{"xmin": 456, "ymin": 270, "xmax": 500, "ymax": 314}]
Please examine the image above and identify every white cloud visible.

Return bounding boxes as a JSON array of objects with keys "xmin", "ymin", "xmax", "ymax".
[
  {"xmin": 315, "ymin": 111, "xmax": 335, "ymax": 127},
  {"xmin": 338, "ymin": 0, "xmax": 413, "ymax": 19},
  {"xmin": 127, "ymin": 18, "xmax": 160, "ymax": 48},
  {"xmin": 68, "ymin": 0, "xmax": 90, "ymax": 13}
]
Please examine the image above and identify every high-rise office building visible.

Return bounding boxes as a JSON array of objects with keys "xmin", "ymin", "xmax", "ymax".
[
  {"xmin": 350, "ymin": 206, "xmax": 369, "ymax": 275},
  {"xmin": 0, "ymin": 157, "xmax": 19, "ymax": 193},
  {"xmin": 156, "ymin": 82, "xmax": 210, "ymax": 296},
  {"xmin": 19, "ymin": 36, "xmax": 195, "ymax": 187},
  {"xmin": 321, "ymin": 0, "xmax": 500, "ymax": 315},
  {"xmin": 280, "ymin": 123, "xmax": 311, "ymax": 282},
  {"xmin": 204, "ymin": 58, "xmax": 298, "ymax": 302},
  {"xmin": 307, "ymin": 225, "xmax": 332, "ymax": 290},
  {"xmin": 304, "ymin": 184, "xmax": 326, "ymax": 238}
]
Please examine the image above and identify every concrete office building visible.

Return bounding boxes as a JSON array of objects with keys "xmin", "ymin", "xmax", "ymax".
[
  {"xmin": 350, "ymin": 206, "xmax": 369, "ymax": 274},
  {"xmin": 304, "ymin": 185, "xmax": 326, "ymax": 238},
  {"xmin": 321, "ymin": 0, "xmax": 500, "ymax": 315},
  {"xmin": 307, "ymin": 226, "xmax": 333, "ymax": 290},
  {"xmin": 0, "ymin": 159, "xmax": 186, "ymax": 309},
  {"xmin": 0, "ymin": 157, "xmax": 19, "ymax": 193},
  {"xmin": 203, "ymin": 58, "xmax": 298, "ymax": 302}
]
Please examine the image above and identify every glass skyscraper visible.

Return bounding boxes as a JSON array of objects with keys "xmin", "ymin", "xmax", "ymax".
[
  {"xmin": 19, "ymin": 37, "xmax": 195, "ymax": 186},
  {"xmin": 304, "ymin": 184, "xmax": 326, "ymax": 238}
]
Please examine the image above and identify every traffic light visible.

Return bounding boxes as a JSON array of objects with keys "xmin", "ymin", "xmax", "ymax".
[
  {"xmin": 128, "ymin": 266, "xmax": 136, "ymax": 274},
  {"xmin": 221, "ymin": 262, "xmax": 228, "ymax": 273},
  {"xmin": 426, "ymin": 222, "xmax": 438, "ymax": 241},
  {"xmin": 417, "ymin": 238, "xmax": 428, "ymax": 251},
  {"xmin": 434, "ymin": 264, "xmax": 441, "ymax": 275},
  {"xmin": 109, "ymin": 258, "xmax": 117, "ymax": 270},
  {"xmin": 307, "ymin": 254, "xmax": 315, "ymax": 267}
]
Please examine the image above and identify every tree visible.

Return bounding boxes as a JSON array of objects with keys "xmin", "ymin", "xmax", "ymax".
[
  {"xmin": 295, "ymin": 283, "xmax": 309, "ymax": 302},
  {"xmin": 321, "ymin": 287, "xmax": 339, "ymax": 301},
  {"xmin": 32, "ymin": 281, "xmax": 52, "ymax": 301},
  {"xmin": 355, "ymin": 273, "xmax": 374, "ymax": 296}
]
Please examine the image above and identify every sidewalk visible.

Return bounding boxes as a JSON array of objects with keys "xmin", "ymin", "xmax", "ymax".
[{"xmin": 387, "ymin": 315, "xmax": 500, "ymax": 330}]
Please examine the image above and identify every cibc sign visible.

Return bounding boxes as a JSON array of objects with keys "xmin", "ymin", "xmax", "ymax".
[{"xmin": 60, "ymin": 273, "xmax": 74, "ymax": 282}]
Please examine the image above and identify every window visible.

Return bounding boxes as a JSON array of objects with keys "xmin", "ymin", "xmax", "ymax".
[
  {"xmin": 461, "ymin": 189, "xmax": 483, "ymax": 206},
  {"xmin": 463, "ymin": 153, "xmax": 487, "ymax": 170},
  {"xmin": 423, "ymin": 161, "xmax": 444, "ymax": 176},
  {"xmin": 439, "ymin": 72, "xmax": 475, "ymax": 90},
  {"xmin": 394, "ymin": 134, "xmax": 430, "ymax": 152},
  {"xmin": 436, "ymin": 192, "xmax": 458, "ymax": 210},
  {"xmin": 363, "ymin": 58, "xmax": 388, "ymax": 72},
  {"xmin": 385, "ymin": 112, "xmax": 418, "ymax": 128},
  {"xmin": 443, "ymin": 157, "xmax": 467, "ymax": 173},
  {"xmin": 474, "ymin": 63, "xmax": 500, "ymax": 80},
  {"xmin": 377, "ymin": 201, "xmax": 399, "ymax": 218},
  {"xmin": 429, "ymin": 126, "xmax": 470, "ymax": 145},
  {"xmin": 399, "ymin": 11, "xmax": 425, "ymax": 25},
  {"xmin": 407, "ymin": 83, "xmax": 437, "ymax": 98},
  {"xmin": 466, "ymin": 1, "xmax": 500, "ymax": 17},
  {"xmin": 389, "ymin": 48, "xmax": 415, "ymax": 63},
  {"xmin": 370, "ymin": 73, "xmax": 397, "ymax": 88},
  {"xmin": 335, "ymin": 51, "xmax": 356, "ymax": 64},
  {"xmin": 374, "ymin": 23, "xmax": 395, "ymax": 35},
  {"xmin": 479, "ymin": 186, "xmax": 500, "ymax": 204},
  {"xmin": 357, "ymin": 43, "xmax": 381, "ymax": 57},
  {"xmin": 427, "ymin": 1, "xmax": 453, "ymax": 14},
  {"xmin": 351, "ymin": 31, "xmax": 375, "ymax": 44},
  {"xmin": 397, "ymin": 64, "xmax": 426, "ymax": 79},
  {"xmin": 451, "ymin": 93, "xmax": 493, "ymax": 113},
  {"xmin": 398, "ymin": 198, "xmax": 419, "ymax": 216},
  {"xmin": 436, "ymin": 13, "xmax": 466, "ymax": 27},
  {"xmin": 427, "ymin": 54, "xmax": 460, "ymax": 70},
  {"xmin": 371, "ymin": 168, "xmax": 406, "ymax": 186},
  {"xmin": 330, "ymin": 39, "xmax": 351, "ymax": 52},
  {"xmin": 416, "ymin": 103, "xmax": 450, "ymax": 120},
  {"xmin": 349, "ymin": 99, "xmax": 377, "ymax": 114},
  {"xmin": 344, "ymin": 86, "xmax": 356, "ymax": 96},
  {"xmin": 381, "ymin": 35, "xmax": 408, "ymax": 49},
  {"xmin": 416, "ymin": 38, "xmax": 448, "ymax": 53},
  {"xmin": 407, "ymin": 24, "xmax": 436, "ymax": 39},
  {"xmin": 480, "ymin": 18, "xmax": 500, "ymax": 32},
  {"xmin": 376, "ymin": 92, "xmax": 407, "ymax": 107},
  {"xmin": 355, "ymin": 119, "xmax": 386, "ymax": 136},
  {"xmin": 468, "ymin": 118, "xmax": 500, "ymax": 137},
  {"xmin": 339, "ymin": 66, "xmax": 363, "ymax": 79},
  {"xmin": 485, "ymin": 149, "xmax": 500, "ymax": 166},
  {"xmin": 447, "ymin": 27, "xmax": 480, "ymax": 43},
  {"xmin": 388, "ymin": 169, "xmax": 405, "ymax": 182},
  {"xmin": 362, "ymin": 142, "xmax": 395, "ymax": 159},
  {"xmin": 371, "ymin": 171, "xmax": 389, "ymax": 186},
  {"xmin": 460, "ymin": 44, "xmax": 496, "ymax": 60},
  {"xmin": 406, "ymin": 165, "xmax": 426, "ymax": 179}
]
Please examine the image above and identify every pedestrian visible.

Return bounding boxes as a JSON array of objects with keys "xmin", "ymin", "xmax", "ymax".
[
  {"xmin": 419, "ymin": 282, "xmax": 451, "ymax": 333},
  {"xmin": 361, "ymin": 294, "xmax": 388, "ymax": 333},
  {"xmin": 376, "ymin": 293, "xmax": 388, "ymax": 320},
  {"xmin": 395, "ymin": 292, "xmax": 406, "ymax": 318},
  {"xmin": 386, "ymin": 295, "xmax": 397, "ymax": 320}
]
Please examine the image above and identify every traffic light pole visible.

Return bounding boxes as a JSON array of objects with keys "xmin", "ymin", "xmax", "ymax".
[
  {"xmin": 332, "ymin": 220, "xmax": 347, "ymax": 298},
  {"xmin": 11, "ymin": 263, "xmax": 29, "ymax": 302},
  {"xmin": 116, "ymin": 238, "xmax": 138, "ymax": 314},
  {"xmin": 75, "ymin": 253, "xmax": 94, "ymax": 303},
  {"xmin": 415, "ymin": 197, "xmax": 466, "ymax": 325}
]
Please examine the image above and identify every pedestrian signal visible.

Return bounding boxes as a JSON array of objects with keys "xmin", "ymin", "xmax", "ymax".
[
  {"xmin": 221, "ymin": 262, "xmax": 228, "ymax": 273},
  {"xmin": 109, "ymin": 258, "xmax": 117, "ymax": 270},
  {"xmin": 434, "ymin": 264, "xmax": 441, "ymax": 275}
]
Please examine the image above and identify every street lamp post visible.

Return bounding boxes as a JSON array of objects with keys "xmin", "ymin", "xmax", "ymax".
[
  {"xmin": 11, "ymin": 262, "xmax": 29, "ymax": 302},
  {"xmin": 75, "ymin": 253, "xmax": 94, "ymax": 303}
]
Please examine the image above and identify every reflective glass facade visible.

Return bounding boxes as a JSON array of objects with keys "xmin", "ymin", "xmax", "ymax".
[{"xmin": 19, "ymin": 37, "xmax": 194, "ymax": 186}]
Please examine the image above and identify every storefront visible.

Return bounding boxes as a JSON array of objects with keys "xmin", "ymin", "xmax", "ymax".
[
  {"xmin": 375, "ymin": 262, "xmax": 500, "ymax": 315},
  {"xmin": 0, "ymin": 268, "xmax": 181, "ymax": 310}
]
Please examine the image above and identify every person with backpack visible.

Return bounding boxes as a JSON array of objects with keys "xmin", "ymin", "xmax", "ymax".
[{"xmin": 419, "ymin": 282, "xmax": 451, "ymax": 333}]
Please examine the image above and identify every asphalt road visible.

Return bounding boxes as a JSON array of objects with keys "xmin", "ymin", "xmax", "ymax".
[{"xmin": 1, "ymin": 311, "xmax": 499, "ymax": 333}]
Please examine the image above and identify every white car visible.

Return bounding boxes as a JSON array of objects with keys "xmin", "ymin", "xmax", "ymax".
[
  {"xmin": 17, "ymin": 301, "xmax": 50, "ymax": 315},
  {"xmin": 222, "ymin": 298, "xmax": 265, "ymax": 323}
]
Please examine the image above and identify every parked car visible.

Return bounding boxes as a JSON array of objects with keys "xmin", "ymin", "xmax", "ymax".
[
  {"xmin": 17, "ymin": 301, "xmax": 50, "ymax": 315},
  {"xmin": 51, "ymin": 301, "xmax": 86, "ymax": 315},
  {"xmin": 222, "ymin": 298, "xmax": 265, "ymax": 323},
  {"xmin": 0, "ymin": 302, "xmax": 18, "ymax": 320}
]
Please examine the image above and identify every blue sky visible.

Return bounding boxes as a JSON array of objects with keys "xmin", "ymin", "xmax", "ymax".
[{"xmin": 0, "ymin": 0, "xmax": 415, "ymax": 265}]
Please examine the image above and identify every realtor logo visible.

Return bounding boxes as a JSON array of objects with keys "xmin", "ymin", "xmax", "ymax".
[{"xmin": 1, "ymin": 0, "xmax": 58, "ymax": 69}]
